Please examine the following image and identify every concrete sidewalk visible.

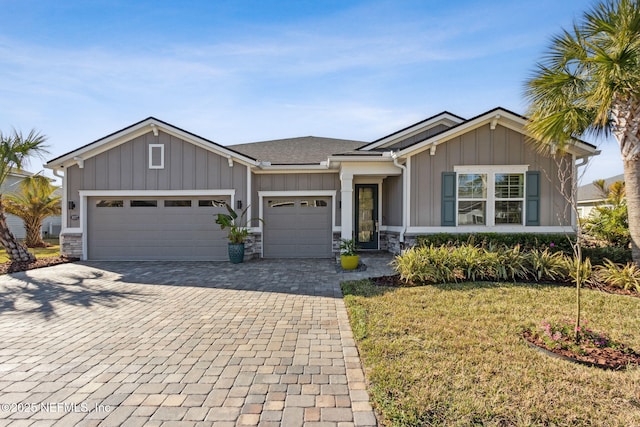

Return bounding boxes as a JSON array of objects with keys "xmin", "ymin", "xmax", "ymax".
[{"xmin": 0, "ymin": 255, "xmax": 394, "ymax": 426}]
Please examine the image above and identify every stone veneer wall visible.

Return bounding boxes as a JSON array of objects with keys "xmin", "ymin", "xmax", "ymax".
[
  {"xmin": 380, "ymin": 231, "xmax": 417, "ymax": 254},
  {"xmin": 333, "ymin": 232, "xmax": 342, "ymax": 254},
  {"xmin": 244, "ymin": 233, "xmax": 261, "ymax": 260},
  {"xmin": 60, "ymin": 233, "xmax": 83, "ymax": 258}
]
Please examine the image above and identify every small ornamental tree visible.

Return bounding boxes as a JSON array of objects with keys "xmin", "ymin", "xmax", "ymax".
[
  {"xmin": 0, "ymin": 129, "xmax": 48, "ymax": 262},
  {"xmin": 5, "ymin": 175, "xmax": 61, "ymax": 248}
]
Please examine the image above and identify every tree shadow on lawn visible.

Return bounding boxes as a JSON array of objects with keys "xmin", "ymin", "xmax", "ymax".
[{"xmin": 0, "ymin": 269, "xmax": 147, "ymax": 320}]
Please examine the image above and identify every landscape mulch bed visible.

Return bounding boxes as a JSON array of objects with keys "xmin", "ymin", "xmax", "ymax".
[
  {"xmin": 0, "ymin": 256, "xmax": 78, "ymax": 275},
  {"xmin": 523, "ymin": 330, "xmax": 640, "ymax": 370}
]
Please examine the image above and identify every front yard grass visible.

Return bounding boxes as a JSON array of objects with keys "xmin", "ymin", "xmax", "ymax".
[
  {"xmin": 0, "ymin": 243, "xmax": 60, "ymax": 263},
  {"xmin": 342, "ymin": 280, "xmax": 640, "ymax": 426}
]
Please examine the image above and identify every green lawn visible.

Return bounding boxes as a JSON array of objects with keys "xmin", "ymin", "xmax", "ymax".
[
  {"xmin": 342, "ymin": 280, "xmax": 640, "ymax": 427},
  {"xmin": 0, "ymin": 242, "xmax": 60, "ymax": 263}
]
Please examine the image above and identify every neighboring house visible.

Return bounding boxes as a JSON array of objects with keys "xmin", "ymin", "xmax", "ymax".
[
  {"xmin": 0, "ymin": 170, "xmax": 62, "ymax": 240},
  {"xmin": 44, "ymin": 107, "xmax": 599, "ymax": 261},
  {"xmin": 576, "ymin": 173, "xmax": 625, "ymax": 218}
]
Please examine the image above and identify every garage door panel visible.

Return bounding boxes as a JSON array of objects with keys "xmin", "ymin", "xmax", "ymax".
[
  {"xmin": 263, "ymin": 197, "xmax": 332, "ymax": 258},
  {"xmin": 88, "ymin": 196, "xmax": 229, "ymax": 260}
]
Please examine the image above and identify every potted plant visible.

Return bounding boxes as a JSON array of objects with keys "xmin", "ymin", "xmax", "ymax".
[
  {"xmin": 215, "ymin": 202, "xmax": 262, "ymax": 263},
  {"xmin": 339, "ymin": 238, "xmax": 360, "ymax": 270}
]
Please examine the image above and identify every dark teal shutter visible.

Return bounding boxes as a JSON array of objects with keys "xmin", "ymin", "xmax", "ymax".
[
  {"xmin": 441, "ymin": 172, "xmax": 456, "ymax": 226},
  {"xmin": 526, "ymin": 171, "xmax": 540, "ymax": 226}
]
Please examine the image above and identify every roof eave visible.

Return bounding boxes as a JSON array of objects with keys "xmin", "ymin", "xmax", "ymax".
[
  {"xmin": 393, "ymin": 108, "xmax": 600, "ymax": 159},
  {"xmin": 45, "ymin": 117, "xmax": 259, "ymax": 169}
]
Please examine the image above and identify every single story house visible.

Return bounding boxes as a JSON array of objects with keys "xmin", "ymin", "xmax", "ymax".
[
  {"xmin": 45, "ymin": 107, "xmax": 599, "ymax": 261},
  {"xmin": 577, "ymin": 173, "xmax": 624, "ymax": 218},
  {"xmin": 1, "ymin": 169, "xmax": 62, "ymax": 240}
]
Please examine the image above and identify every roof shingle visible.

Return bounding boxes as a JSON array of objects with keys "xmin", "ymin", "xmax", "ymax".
[{"xmin": 229, "ymin": 136, "xmax": 366, "ymax": 164}]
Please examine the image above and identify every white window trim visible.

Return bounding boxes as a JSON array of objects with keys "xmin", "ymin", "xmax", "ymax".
[
  {"xmin": 454, "ymin": 165, "xmax": 529, "ymax": 227},
  {"xmin": 149, "ymin": 144, "xmax": 164, "ymax": 169}
]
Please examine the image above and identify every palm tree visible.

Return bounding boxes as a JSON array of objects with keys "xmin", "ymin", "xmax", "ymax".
[
  {"xmin": 4, "ymin": 175, "xmax": 61, "ymax": 248},
  {"xmin": 593, "ymin": 178, "xmax": 626, "ymax": 205},
  {"xmin": 525, "ymin": 0, "xmax": 640, "ymax": 262},
  {"xmin": 0, "ymin": 129, "xmax": 48, "ymax": 262}
]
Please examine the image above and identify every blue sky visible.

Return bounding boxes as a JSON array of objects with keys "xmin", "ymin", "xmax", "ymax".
[{"xmin": 0, "ymin": 0, "xmax": 622, "ymax": 184}]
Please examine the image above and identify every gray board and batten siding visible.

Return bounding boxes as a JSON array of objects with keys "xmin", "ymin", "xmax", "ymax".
[
  {"xmin": 65, "ymin": 130, "xmax": 247, "ymax": 229},
  {"xmin": 410, "ymin": 124, "xmax": 571, "ymax": 227},
  {"xmin": 251, "ymin": 173, "xmax": 342, "ymax": 227}
]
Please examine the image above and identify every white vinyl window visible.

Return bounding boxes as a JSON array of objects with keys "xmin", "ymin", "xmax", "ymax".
[
  {"xmin": 455, "ymin": 165, "xmax": 528, "ymax": 227},
  {"xmin": 457, "ymin": 174, "xmax": 487, "ymax": 225},
  {"xmin": 149, "ymin": 144, "xmax": 164, "ymax": 169},
  {"xmin": 494, "ymin": 174, "xmax": 524, "ymax": 224}
]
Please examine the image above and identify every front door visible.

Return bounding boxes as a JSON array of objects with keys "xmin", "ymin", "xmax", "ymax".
[{"xmin": 355, "ymin": 184, "xmax": 378, "ymax": 250}]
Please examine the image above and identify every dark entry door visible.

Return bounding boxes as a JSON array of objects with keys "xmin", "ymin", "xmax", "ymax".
[{"xmin": 355, "ymin": 184, "xmax": 378, "ymax": 249}]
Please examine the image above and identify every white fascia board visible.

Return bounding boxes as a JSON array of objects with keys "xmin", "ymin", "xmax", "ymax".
[
  {"xmin": 363, "ymin": 113, "xmax": 464, "ymax": 151},
  {"xmin": 327, "ymin": 155, "xmax": 390, "ymax": 162},
  {"xmin": 8, "ymin": 170, "xmax": 34, "ymax": 178},
  {"xmin": 45, "ymin": 118, "xmax": 258, "ymax": 169},
  {"xmin": 253, "ymin": 169, "xmax": 338, "ymax": 175},
  {"xmin": 254, "ymin": 164, "xmax": 333, "ymax": 173}
]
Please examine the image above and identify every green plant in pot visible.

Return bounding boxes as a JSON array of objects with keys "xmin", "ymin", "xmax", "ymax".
[
  {"xmin": 339, "ymin": 238, "xmax": 360, "ymax": 270},
  {"xmin": 215, "ymin": 202, "xmax": 262, "ymax": 263}
]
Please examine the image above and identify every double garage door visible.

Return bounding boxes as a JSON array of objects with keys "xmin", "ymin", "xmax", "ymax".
[
  {"xmin": 87, "ymin": 195, "xmax": 333, "ymax": 260},
  {"xmin": 87, "ymin": 196, "xmax": 230, "ymax": 261}
]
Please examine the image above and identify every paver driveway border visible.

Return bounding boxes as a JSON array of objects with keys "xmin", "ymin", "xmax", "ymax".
[{"xmin": 0, "ymin": 255, "xmax": 393, "ymax": 426}]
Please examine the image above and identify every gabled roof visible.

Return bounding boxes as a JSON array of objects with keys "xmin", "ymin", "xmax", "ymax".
[
  {"xmin": 577, "ymin": 173, "xmax": 625, "ymax": 202},
  {"xmin": 45, "ymin": 117, "xmax": 258, "ymax": 169},
  {"xmin": 8, "ymin": 168, "xmax": 34, "ymax": 178},
  {"xmin": 358, "ymin": 111, "xmax": 465, "ymax": 151},
  {"xmin": 229, "ymin": 136, "xmax": 366, "ymax": 165},
  {"xmin": 391, "ymin": 107, "xmax": 599, "ymax": 158}
]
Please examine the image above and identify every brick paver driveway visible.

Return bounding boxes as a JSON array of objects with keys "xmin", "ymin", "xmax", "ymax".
[{"xmin": 0, "ymin": 256, "xmax": 391, "ymax": 426}]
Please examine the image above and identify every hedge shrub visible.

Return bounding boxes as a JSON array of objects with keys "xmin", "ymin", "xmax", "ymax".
[
  {"xmin": 415, "ymin": 233, "xmax": 631, "ymax": 264},
  {"xmin": 416, "ymin": 233, "xmax": 574, "ymax": 254},
  {"xmin": 393, "ymin": 244, "xmax": 574, "ymax": 285}
]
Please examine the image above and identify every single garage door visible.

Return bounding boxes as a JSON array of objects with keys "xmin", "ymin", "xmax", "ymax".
[
  {"xmin": 87, "ymin": 196, "xmax": 230, "ymax": 260},
  {"xmin": 263, "ymin": 197, "xmax": 332, "ymax": 258}
]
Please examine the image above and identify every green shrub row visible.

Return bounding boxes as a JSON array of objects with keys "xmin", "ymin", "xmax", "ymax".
[
  {"xmin": 393, "ymin": 244, "xmax": 640, "ymax": 292},
  {"xmin": 415, "ymin": 233, "xmax": 632, "ymax": 264},
  {"xmin": 416, "ymin": 233, "xmax": 574, "ymax": 253}
]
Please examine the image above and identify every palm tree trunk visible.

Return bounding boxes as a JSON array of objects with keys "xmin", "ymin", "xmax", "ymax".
[
  {"xmin": 611, "ymin": 96, "xmax": 640, "ymax": 263},
  {"xmin": 24, "ymin": 216, "xmax": 45, "ymax": 248},
  {"xmin": 0, "ymin": 200, "xmax": 35, "ymax": 263},
  {"xmin": 624, "ymin": 158, "xmax": 640, "ymax": 262}
]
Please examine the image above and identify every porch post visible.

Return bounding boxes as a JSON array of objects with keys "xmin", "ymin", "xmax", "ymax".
[{"xmin": 340, "ymin": 172, "xmax": 354, "ymax": 240}]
